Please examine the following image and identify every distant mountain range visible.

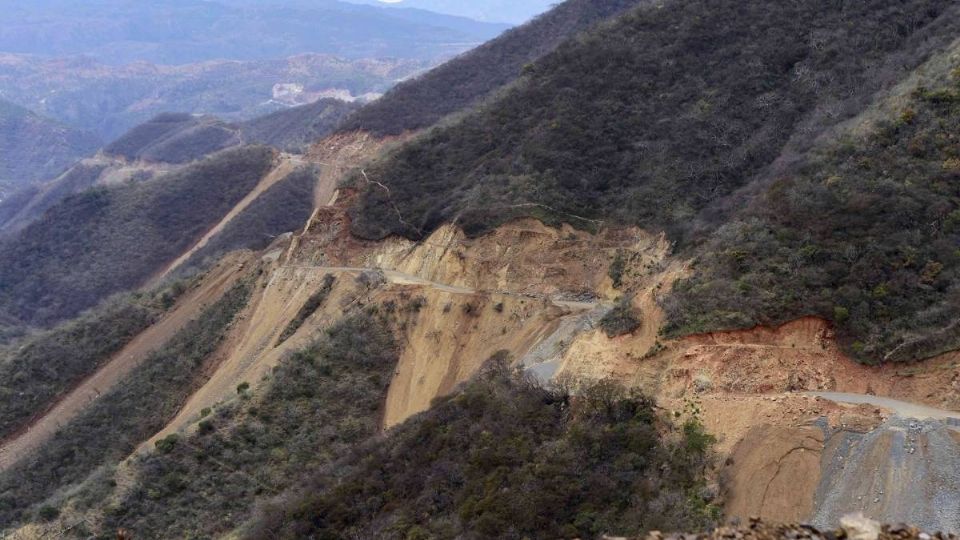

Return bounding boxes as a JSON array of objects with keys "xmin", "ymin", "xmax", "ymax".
[
  {"xmin": 0, "ymin": 0, "xmax": 510, "ymax": 65},
  {"xmin": 0, "ymin": 53, "xmax": 423, "ymax": 140},
  {"xmin": 344, "ymin": 0, "xmax": 558, "ymax": 24}
]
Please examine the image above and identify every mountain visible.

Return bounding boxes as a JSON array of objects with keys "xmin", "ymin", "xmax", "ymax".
[
  {"xmin": 0, "ymin": 0, "xmax": 509, "ymax": 65},
  {"xmin": 0, "ymin": 146, "xmax": 277, "ymax": 327},
  {"xmin": 346, "ymin": 0, "xmax": 558, "ymax": 24},
  {"xmin": 240, "ymin": 98, "xmax": 360, "ymax": 152},
  {"xmin": 103, "ymin": 113, "xmax": 242, "ymax": 164},
  {"xmin": 339, "ymin": 0, "xmax": 640, "ymax": 135},
  {"xmin": 6, "ymin": 0, "xmax": 960, "ymax": 537},
  {"xmin": 347, "ymin": 0, "xmax": 960, "ymax": 361},
  {"xmin": 0, "ymin": 53, "xmax": 424, "ymax": 140},
  {"xmin": 0, "ymin": 98, "xmax": 100, "ymax": 195}
]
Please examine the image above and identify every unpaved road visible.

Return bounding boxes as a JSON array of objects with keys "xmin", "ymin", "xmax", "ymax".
[
  {"xmin": 282, "ymin": 265, "xmax": 604, "ymax": 310},
  {"xmin": 808, "ymin": 392, "xmax": 960, "ymax": 420},
  {"xmin": 156, "ymin": 154, "xmax": 305, "ymax": 281},
  {"xmin": 0, "ymin": 261, "xmax": 246, "ymax": 472}
]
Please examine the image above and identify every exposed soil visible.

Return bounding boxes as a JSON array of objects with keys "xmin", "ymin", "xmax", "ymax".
[{"xmin": 0, "ymin": 254, "xmax": 247, "ymax": 472}]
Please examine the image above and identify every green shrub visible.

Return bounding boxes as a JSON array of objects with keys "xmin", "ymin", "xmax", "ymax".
[
  {"xmin": 609, "ymin": 250, "xmax": 627, "ymax": 289},
  {"xmin": 155, "ymin": 434, "xmax": 179, "ymax": 454},
  {"xmin": 0, "ymin": 280, "xmax": 252, "ymax": 526},
  {"xmin": 599, "ymin": 299, "xmax": 642, "ymax": 338},
  {"xmin": 246, "ymin": 369, "xmax": 718, "ymax": 539},
  {"xmin": 36, "ymin": 505, "xmax": 59, "ymax": 522},
  {"xmin": 95, "ymin": 311, "xmax": 398, "ymax": 538},
  {"xmin": 666, "ymin": 63, "xmax": 960, "ymax": 362},
  {"xmin": 0, "ymin": 293, "xmax": 162, "ymax": 440},
  {"xmin": 349, "ymin": 0, "xmax": 954, "ymax": 240}
]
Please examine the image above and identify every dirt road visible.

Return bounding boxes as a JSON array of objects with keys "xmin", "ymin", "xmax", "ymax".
[
  {"xmin": 808, "ymin": 392, "xmax": 960, "ymax": 420},
  {"xmin": 282, "ymin": 265, "xmax": 605, "ymax": 309},
  {"xmin": 155, "ymin": 154, "xmax": 305, "ymax": 281},
  {"xmin": 0, "ymin": 259, "xmax": 246, "ymax": 472}
]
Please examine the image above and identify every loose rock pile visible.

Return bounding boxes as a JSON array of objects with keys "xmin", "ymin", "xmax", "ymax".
[{"xmin": 624, "ymin": 515, "xmax": 957, "ymax": 540}]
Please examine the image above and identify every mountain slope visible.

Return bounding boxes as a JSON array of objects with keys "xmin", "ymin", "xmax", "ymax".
[
  {"xmin": 240, "ymin": 98, "xmax": 360, "ymax": 152},
  {"xmin": 666, "ymin": 57, "xmax": 960, "ymax": 362},
  {"xmin": 338, "ymin": 0, "xmax": 641, "ymax": 136},
  {"xmin": 104, "ymin": 113, "xmax": 242, "ymax": 164},
  {"xmin": 0, "ymin": 99, "xmax": 100, "ymax": 194},
  {"xmin": 0, "ymin": 146, "xmax": 276, "ymax": 327},
  {"xmin": 350, "ymin": 0, "xmax": 960, "ymax": 241}
]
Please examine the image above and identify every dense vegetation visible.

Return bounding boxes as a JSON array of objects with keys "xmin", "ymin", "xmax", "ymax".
[
  {"xmin": 349, "ymin": 0, "xmax": 959, "ymax": 240},
  {"xmin": 248, "ymin": 363, "xmax": 718, "ymax": 539},
  {"xmin": 0, "ymin": 163, "xmax": 109, "ymax": 236},
  {"xmin": 0, "ymin": 279, "xmax": 251, "ymax": 527},
  {"xmin": 0, "ymin": 145, "xmax": 274, "ymax": 327},
  {"xmin": 104, "ymin": 113, "xmax": 241, "ymax": 164},
  {"xmin": 0, "ymin": 292, "xmax": 169, "ymax": 440},
  {"xmin": 338, "ymin": 0, "xmax": 639, "ymax": 136},
  {"xmin": 666, "ymin": 66, "xmax": 960, "ymax": 362},
  {"xmin": 184, "ymin": 165, "xmax": 318, "ymax": 271},
  {"xmin": 241, "ymin": 99, "xmax": 359, "ymax": 152},
  {"xmin": 99, "ymin": 310, "xmax": 397, "ymax": 538},
  {"xmin": 0, "ymin": 97, "xmax": 100, "ymax": 193}
]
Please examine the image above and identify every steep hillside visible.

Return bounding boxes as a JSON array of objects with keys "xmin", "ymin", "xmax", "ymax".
[
  {"xmin": 0, "ymin": 146, "xmax": 275, "ymax": 327},
  {"xmin": 350, "ymin": 0, "xmax": 960, "ymax": 241},
  {"xmin": 104, "ymin": 113, "xmax": 241, "ymax": 164},
  {"xmin": 0, "ymin": 294, "xmax": 163, "ymax": 442},
  {"xmin": 0, "ymin": 277, "xmax": 252, "ymax": 527},
  {"xmin": 246, "ymin": 370, "xmax": 717, "ymax": 540},
  {"xmin": 666, "ymin": 54, "xmax": 960, "ymax": 362},
  {"xmin": 0, "ymin": 158, "xmax": 178, "ymax": 237},
  {"xmin": 0, "ymin": 98, "xmax": 100, "ymax": 194},
  {"xmin": 240, "ymin": 99, "xmax": 360, "ymax": 152},
  {"xmin": 338, "ymin": 0, "xmax": 641, "ymax": 136},
  {"xmin": 6, "ymin": 0, "xmax": 960, "ymax": 536}
]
